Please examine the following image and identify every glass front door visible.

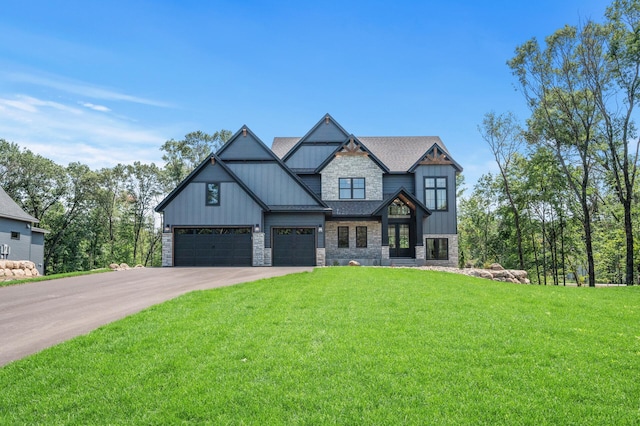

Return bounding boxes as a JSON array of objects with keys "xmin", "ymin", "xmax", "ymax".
[{"xmin": 389, "ymin": 223, "xmax": 411, "ymax": 257}]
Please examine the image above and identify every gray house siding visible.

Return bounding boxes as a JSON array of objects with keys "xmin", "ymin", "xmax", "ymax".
[
  {"xmin": 299, "ymin": 175, "xmax": 321, "ymax": 197},
  {"xmin": 163, "ymin": 182, "xmax": 262, "ymax": 226},
  {"xmin": 383, "ymin": 174, "xmax": 415, "ymax": 197},
  {"xmin": 30, "ymin": 231, "xmax": 45, "ymax": 274},
  {"xmin": 227, "ymin": 163, "xmax": 318, "ymax": 206},
  {"xmin": 303, "ymin": 120, "xmax": 348, "ymax": 142},
  {"xmin": 191, "ymin": 162, "xmax": 236, "ymax": 183},
  {"xmin": 285, "ymin": 144, "xmax": 340, "ymax": 170},
  {"xmin": 414, "ymin": 165, "xmax": 458, "ymax": 234},
  {"xmin": 265, "ymin": 213, "xmax": 325, "ymax": 248},
  {"xmin": 218, "ymin": 132, "xmax": 273, "ymax": 161},
  {"xmin": 0, "ymin": 217, "xmax": 31, "ymax": 262}
]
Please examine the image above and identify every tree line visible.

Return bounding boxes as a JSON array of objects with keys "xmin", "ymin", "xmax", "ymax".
[
  {"xmin": 459, "ymin": 0, "xmax": 640, "ymax": 286},
  {"xmin": 0, "ymin": 131, "xmax": 230, "ymax": 274}
]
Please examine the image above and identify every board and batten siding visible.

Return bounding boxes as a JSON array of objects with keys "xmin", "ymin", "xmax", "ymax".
[
  {"xmin": 264, "ymin": 213, "xmax": 325, "ymax": 248},
  {"xmin": 227, "ymin": 163, "xmax": 319, "ymax": 206},
  {"xmin": 303, "ymin": 120, "xmax": 347, "ymax": 142},
  {"xmin": 218, "ymin": 133, "xmax": 273, "ymax": 161},
  {"xmin": 414, "ymin": 164, "xmax": 458, "ymax": 235},
  {"xmin": 285, "ymin": 144, "xmax": 339, "ymax": 170},
  {"xmin": 383, "ymin": 174, "xmax": 415, "ymax": 197},
  {"xmin": 163, "ymin": 182, "xmax": 262, "ymax": 226},
  {"xmin": 299, "ymin": 175, "xmax": 321, "ymax": 197}
]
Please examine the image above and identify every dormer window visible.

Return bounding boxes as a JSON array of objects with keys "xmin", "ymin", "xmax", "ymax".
[{"xmin": 339, "ymin": 178, "xmax": 365, "ymax": 199}]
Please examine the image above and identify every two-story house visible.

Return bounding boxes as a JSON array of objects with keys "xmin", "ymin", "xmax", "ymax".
[
  {"xmin": 155, "ymin": 114, "xmax": 462, "ymax": 268},
  {"xmin": 0, "ymin": 186, "xmax": 48, "ymax": 275}
]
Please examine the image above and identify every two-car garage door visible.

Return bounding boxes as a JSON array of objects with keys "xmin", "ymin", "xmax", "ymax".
[{"xmin": 174, "ymin": 227, "xmax": 252, "ymax": 267}]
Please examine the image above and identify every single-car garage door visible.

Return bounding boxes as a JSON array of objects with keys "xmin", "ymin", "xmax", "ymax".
[
  {"xmin": 174, "ymin": 227, "xmax": 252, "ymax": 266},
  {"xmin": 272, "ymin": 228, "xmax": 316, "ymax": 266}
]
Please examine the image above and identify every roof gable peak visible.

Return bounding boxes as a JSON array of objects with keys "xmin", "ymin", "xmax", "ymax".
[{"xmin": 409, "ymin": 143, "xmax": 463, "ymax": 172}]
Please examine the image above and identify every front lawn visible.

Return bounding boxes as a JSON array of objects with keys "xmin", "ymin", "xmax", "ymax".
[{"xmin": 1, "ymin": 267, "xmax": 638, "ymax": 424}]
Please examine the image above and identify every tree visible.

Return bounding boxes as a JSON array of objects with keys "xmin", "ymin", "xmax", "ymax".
[
  {"xmin": 578, "ymin": 2, "xmax": 640, "ymax": 284},
  {"xmin": 479, "ymin": 111, "xmax": 526, "ymax": 269},
  {"xmin": 161, "ymin": 129, "xmax": 232, "ymax": 189},
  {"xmin": 510, "ymin": 25, "xmax": 602, "ymax": 287}
]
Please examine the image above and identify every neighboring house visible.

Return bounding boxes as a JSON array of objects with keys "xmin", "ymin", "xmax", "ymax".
[
  {"xmin": 0, "ymin": 186, "xmax": 48, "ymax": 275},
  {"xmin": 156, "ymin": 114, "xmax": 462, "ymax": 268}
]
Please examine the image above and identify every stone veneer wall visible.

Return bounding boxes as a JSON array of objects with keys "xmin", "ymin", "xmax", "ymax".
[
  {"xmin": 252, "ymin": 232, "xmax": 265, "ymax": 266},
  {"xmin": 423, "ymin": 233, "xmax": 458, "ymax": 267},
  {"xmin": 263, "ymin": 247, "xmax": 272, "ymax": 266},
  {"xmin": 316, "ymin": 247, "xmax": 325, "ymax": 267},
  {"xmin": 320, "ymin": 155, "xmax": 383, "ymax": 200},
  {"xmin": 325, "ymin": 221, "xmax": 382, "ymax": 266},
  {"xmin": 162, "ymin": 232, "xmax": 173, "ymax": 267}
]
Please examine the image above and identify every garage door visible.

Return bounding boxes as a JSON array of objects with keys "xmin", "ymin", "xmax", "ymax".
[
  {"xmin": 174, "ymin": 227, "xmax": 252, "ymax": 266},
  {"xmin": 272, "ymin": 228, "xmax": 316, "ymax": 266}
]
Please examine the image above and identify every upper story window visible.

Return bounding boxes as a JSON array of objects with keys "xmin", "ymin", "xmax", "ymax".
[
  {"xmin": 11, "ymin": 231, "xmax": 20, "ymax": 240},
  {"xmin": 425, "ymin": 177, "xmax": 447, "ymax": 211},
  {"xmin": 205, "ymin": 182, "xmax": 220, "ymax": 206},
  {"xmin": 339, "ymin": 178, "xmax": 365, "ymax": 199}
]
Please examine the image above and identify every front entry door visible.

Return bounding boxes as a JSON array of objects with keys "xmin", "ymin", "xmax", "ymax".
[{"xmin": 389, "ymin": 223, "xmax": 411, "ymax": 257}]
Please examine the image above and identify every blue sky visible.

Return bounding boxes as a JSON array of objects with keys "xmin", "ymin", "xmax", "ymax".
[{"xmin": 0, "ymin": 0, "xmax": 610, "ymax": 188}]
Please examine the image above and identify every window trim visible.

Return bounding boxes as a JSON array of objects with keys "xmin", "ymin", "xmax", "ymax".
[
  {"xmin": 205, "ymin": 182, "xmax": 221, "ymax": 206},
  {"xmin": 356, "ymin": 226, "xmax": 367, "ymax": 248},
  {"xmin": 338, "ymin": 226, "xmax": 349, "ymax": 248},
  {"xmin": 10, "ymin": 231, "xmax": 20, "ymax": 240},
  {"xmin": 426, "ymin": 238, "xmax": 449, "ymax": 260},
  {"xmin": 339, "ymin": 177, "xmax": 366, "ymax": 200},
  {"xmin": 424, "ymin": 176, "xmax": 448, "ymax": 211}
]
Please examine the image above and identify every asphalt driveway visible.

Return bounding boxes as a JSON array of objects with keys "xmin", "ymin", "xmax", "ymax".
[{"xmin": 0, "ymin": 267, "xmax": 312, "ymax": 367}]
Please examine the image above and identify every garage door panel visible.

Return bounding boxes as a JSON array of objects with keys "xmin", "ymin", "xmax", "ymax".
[
  {"xmin": 174, "ymin": 227, "xmax": 251, "ymax": 266},
  {"xmin": 273, "ymin": 228, "xmax": 316, "ymax": 266}
]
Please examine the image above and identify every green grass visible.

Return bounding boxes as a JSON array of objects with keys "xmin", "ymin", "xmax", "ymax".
[
  {"xmin": 0, "ymin": 268, "xmax": 112, "ymax": 287},
  {"xmin": 1, "ymin": 268, "xmax": 639, "ymax": 424}
]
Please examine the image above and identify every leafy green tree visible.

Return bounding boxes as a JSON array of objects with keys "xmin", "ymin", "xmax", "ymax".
[
  {"xmin": 161, "ymin": 129, "xmax": 232, "ymax": 189},
  {"xmin": 510, "ymin": 25, "xmax": 602, "ymax": 287}
]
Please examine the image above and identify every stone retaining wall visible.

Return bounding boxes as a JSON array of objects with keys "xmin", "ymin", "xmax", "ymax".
[{"xmin": 0, "ymin": 260, "xmax": 40, "ymax": 280}]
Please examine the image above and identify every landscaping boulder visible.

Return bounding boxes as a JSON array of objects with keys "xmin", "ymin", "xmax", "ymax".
[
  {"xmin": 348, "ymin": 260, "xmax": 361, "ymax": 266},
  {"xmin": 469, "ymin": 269, "xmax": 494, "ymax": 279},
  {"xmin": 489, "ymin": 263, "xmax": 505, "ymax": 271},
  {"xmin": 109, "ymin": 263, "xmax": 120, "ymax": 270}
]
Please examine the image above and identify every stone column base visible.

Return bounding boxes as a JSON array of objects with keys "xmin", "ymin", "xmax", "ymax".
[
  {"xmin": 162, "ymin": 232, "xmax": 173, "ymax": 267},
  {"xmin": 252, "ymin": 232, "xmax": 265, "ymax": 266},
  {"xmin": 316, "ymin": 248, "xmax": 325, "ymax": 267}
]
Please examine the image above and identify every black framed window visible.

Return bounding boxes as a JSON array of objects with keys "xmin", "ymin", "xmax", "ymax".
[
  {"xmin": 205, "ymin": 182, "xmax": 220, "ymax": 206},
  {"xmin": 338, "ymin": 226, "xmax": 349, "ymax": 248},
  {"xmin": 425, "ymin": 177, "xmax": 447, "ymax": 210},
  {"xmin": 426, "ymin": 238, "xmax": 448, "ymax": 260},
  {"xmin": 356, "ymin": 226, "xmax": 367, "ymax": 248},
  {"xmin": 339, "ymin": 178, "xmax": 365, "ymax": 199},
  {"xmin": 11, "ymin": 231, "xmax": 20, "ymax": 240}
]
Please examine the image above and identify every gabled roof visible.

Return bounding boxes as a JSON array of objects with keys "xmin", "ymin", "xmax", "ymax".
[
  {"xmin": 219, "ymin": 125, "xmax": 328, "ymax": 209},
  {"xmin": 280, "ymin": 113, "xmax": 350, "ymax": 162},
  {"xmin": 408, "ymin": 142, "xmax": 463, "ymax": 173},
  {"xmin": 155, "ymin": 153, "xmax": 269, "ymax": 213},
  {"xmin": 314, "ymin": 135, "xmax": 390, "ymax": 174},
  {"xmin": 372, "ymin": 187, "xmax": 432, "ymax": 217},
  {"xmin": 0, "ymin": 186, "xmax": 38, "ymax": 223},
  {"xmin": 271, "ymin": 137, "xmax": 301, "ymax": 158},
  {"xmin": 273, "ymin": 134, "xmax": 460, "ymax": 173},
  {"xmin": 358, "ymin": 137, "xmax": 458, "ymax": 173}
]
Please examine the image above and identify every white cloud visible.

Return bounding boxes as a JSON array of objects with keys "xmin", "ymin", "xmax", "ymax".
[
  {"xmin": 0, "ymin": 94, "xmax": 168, "ymax": 168},
  {"xmin": 79, "ymin": 102, "xmax": 111, "ymax": 112},
  {"xmin": 4, "ymin": 71, "xmax": 173, "ymax": 108}
]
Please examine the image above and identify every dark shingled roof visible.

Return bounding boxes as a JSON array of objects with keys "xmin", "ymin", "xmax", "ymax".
[
  {"xmin": 0, "ymin": 186, "xmax": 38, "ymax": 223},
  {"xmin": 272, "ymin": 136, "xmax": 454, "ymax": 173},
  {"xmin": 324, "ymin": 200, "xmax": 383, "ymax": 217}
]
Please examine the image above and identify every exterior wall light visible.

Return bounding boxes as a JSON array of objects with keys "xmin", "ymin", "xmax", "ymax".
[
  {"xmin": 318, "ymin": 224, "xmax": 323, "ymax": 233},
  {"xmin": 164, "ymin": 224, "xmax": 171, "ymax": 232},
  {"xmin": 254, "ymin": 224, "xmax": 260, "ymax": 232}
]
